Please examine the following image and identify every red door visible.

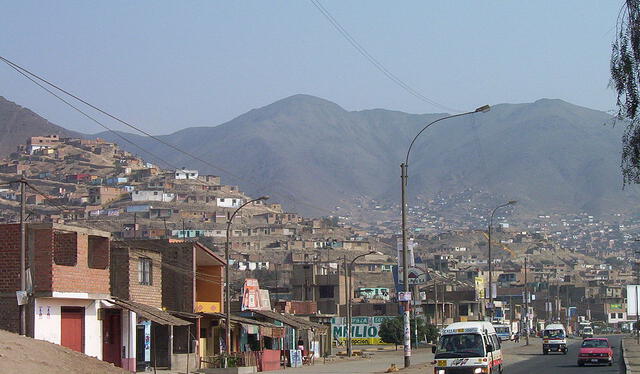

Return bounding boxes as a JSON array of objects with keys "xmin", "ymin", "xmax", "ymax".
[
  {"xmin": 102, "ymin": 309, "xmax": 122, "ymax": 367},
  {"xmin": 61, "ymin": 307, "xmax": 85, "ymax": 353}
]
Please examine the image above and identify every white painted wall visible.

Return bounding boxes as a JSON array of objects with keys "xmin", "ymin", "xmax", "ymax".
[
  {"xmin": 216, "ymin": 197, "xmax": 243, "ymax": 208},
  {"xmin": 33, "ymin": 297, "xmax": 103, "ymax": 359},
  {"xmin": 132, "ymin": 190, "xmax": 175, "ymax": 202}
]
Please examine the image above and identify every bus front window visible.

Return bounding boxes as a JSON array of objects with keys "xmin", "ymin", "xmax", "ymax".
[{"xmin": 434, "ymin": 334, "xmax": 485, "ymax": 358}]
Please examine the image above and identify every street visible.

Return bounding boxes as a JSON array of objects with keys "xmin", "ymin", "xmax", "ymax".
[
  {"xmin": 262, "ymin": 336, "xmax": 625, "ymax": 374},
  {"xmin": 504, "ymin": 336, "xmax": 623, "ymax": 374}
]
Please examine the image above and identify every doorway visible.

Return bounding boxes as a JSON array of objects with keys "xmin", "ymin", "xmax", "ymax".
[
  {"xmin": 61, "ymin": 307, "xmax": 85, "ymax": 353},
  {"xmin": 102, "ymin": 309, "xmax": 122, "ymax": 367}
]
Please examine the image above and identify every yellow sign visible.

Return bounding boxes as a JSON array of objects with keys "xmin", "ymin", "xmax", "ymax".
[
  {"xmin": 475, "ymin": 277, "xmax": 485, "ymax": 298},
  {"xmin": 437, "ymin": 360, "xmax": 447, "ymax": 367},
  {"xmin": 195, "ymin": 302, "xmax": 221, "ymax": 313}
]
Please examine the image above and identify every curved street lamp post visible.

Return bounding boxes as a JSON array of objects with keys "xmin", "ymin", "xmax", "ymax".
[
  {"xmin": 400, "ymin": 105, "xmax": 490, "ymax": 367},
  {"xmin": 487, "ymin": 200, "xmax": 517, "ymax": 321},
  {"xmin": 345, "ymin": 250, "xmax": 383, "ymax": 357},
  {"xmin": 225, "ymin": 196, "xmax": 269, "ymax": 358}
]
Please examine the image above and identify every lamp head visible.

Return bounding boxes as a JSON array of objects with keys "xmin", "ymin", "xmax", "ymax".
[
  {"xmin": 369, "ymin": 250, "xmax": 383, "ymax": 255},
  {"xmin": 507, "ymin": 200, "xmax": 518, "ymax": 205},
  {"xmin": 258, "ymin": 196, "xmax": 270, "ymax": 201},
  {"xmin": 474, "ymin": 104, "xmax": 491, "ymax": 113}
]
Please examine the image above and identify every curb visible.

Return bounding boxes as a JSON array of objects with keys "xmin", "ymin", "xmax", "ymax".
[{"xmin": 623, "ymin": 338, "xmax": 631, "ymax": 374}]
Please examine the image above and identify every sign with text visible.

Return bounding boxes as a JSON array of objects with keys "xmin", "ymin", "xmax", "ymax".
[{"xmin": 331, "ymin": 316, "xmax": 394, "ymax": 345}]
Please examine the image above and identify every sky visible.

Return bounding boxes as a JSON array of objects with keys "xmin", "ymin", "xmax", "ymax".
[{"xmin": 0, "ymin": 1, "xmax": 624, "ymax": 134}]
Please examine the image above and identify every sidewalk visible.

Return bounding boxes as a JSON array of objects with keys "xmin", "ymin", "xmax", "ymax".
[{"xmin": 624, "ymin": 336, "xmax": 640, "ymax": 373}]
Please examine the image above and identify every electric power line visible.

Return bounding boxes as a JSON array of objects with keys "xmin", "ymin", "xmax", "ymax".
[{"xmin": 308, "ymin": 0, "xmax": 461, "ymax": 113}]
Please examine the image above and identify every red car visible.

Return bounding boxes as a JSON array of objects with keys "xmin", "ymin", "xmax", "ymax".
[{"xmin": 577, "ymin": 338, "xmax": 613, "ymax": 367}]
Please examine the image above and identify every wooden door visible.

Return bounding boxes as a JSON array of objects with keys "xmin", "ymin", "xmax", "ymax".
[
  {"xmin": 61, "ymin": 307, "xmax": 85, "ymax": 353},
  {"xmin": 102, "ymin": 309, "xmax": 122, "ymax": 367}
]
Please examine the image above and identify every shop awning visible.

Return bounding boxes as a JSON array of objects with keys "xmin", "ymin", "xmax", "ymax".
[
  {"xmin": 109, "ymin": 298, "xmax": 191, "ymax": 326},
  {"xmin": 248, "ymin": 310, "xmax": 328, "ymax": 334},
  {"xmin": 203, "ymin": 312, "xmax": 285, "ymax": 337}
]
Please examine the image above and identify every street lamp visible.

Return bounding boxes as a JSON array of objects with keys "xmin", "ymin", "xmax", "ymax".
[
  {"xmin": 487, "ymin": 200, "xmax": 517, "ymax": 321},
  {"xmin": 225, "ymin": 195, "xmax": 269, "ymax": 357},
  {"xmin": 400, "ymin": 105, "xmax": 490, "ymax": 367},
  {"xmin": 346, "ymin": 250, "xmax": 383, "ymax": 357}
]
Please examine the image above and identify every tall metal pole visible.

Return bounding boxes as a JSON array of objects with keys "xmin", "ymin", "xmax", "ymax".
[
  {"xmin": 400, "ymin": 163, "xmax": 411, "ymax": 367},
  {"xmin": 400, "ymin": 105, "xmax": 490, "ymax": 368},
  {"xmin": 19, "ymin": 176, "xmax": 26, "ymax": 336},
  {"xmin": 488, "ymin": 201, "xmax": 517, "ymax": 321},
  {"xmin": 635, "ymin": 251, "xmax": 640, "ymax": 344},
  {"xmin": 347, "ymin": 258, "xmax": 352, "ymax": 357},
  {"xmin": 488, "ymin": 210, "xmax": 493, "ymax": 320},
  {"xmin": 524, "ymin": 256, "xmax": 529, "ymax": 346},
  {"xmin": 225, "ymin": 211, "xmax": 231, "ymax": 357},
  {"xmin": 343, "ymin": 255, "xmax": 351, "ymax": 356},
  {"xmin": 224, "ymin": 196, "xmax": 269, "ymax": 360}
]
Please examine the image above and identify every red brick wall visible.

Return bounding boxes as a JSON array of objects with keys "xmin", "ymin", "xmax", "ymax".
[
  {"xmin": 53, "ymin": 232, "xmax": 77, "ymax": 266},
  {"xmin": 129, "ymin": 250, "xmax": 162, "ymax": 308},
  {"xmin": 0, "ymin": 224, "xmax": 21, "ymax": 293},
  {"xmin": 110, "ymin": 246, "xmax": 130, "ymax": 300},
  {"xmin": 51, "ymin": 232, "xmax": 110, "ymax": 294},
  {"xmin": 162, "ymin": 244, "xmax": 194, "ymax": 313}
]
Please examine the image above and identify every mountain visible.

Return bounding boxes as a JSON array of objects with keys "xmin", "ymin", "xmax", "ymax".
[
  {"xmin": 0, "ymin": 96, "xmax": 78, "ymax": 157},
  {"xmin": 91, "ymin": 94, "xmax": 637, "ymax": 216}
]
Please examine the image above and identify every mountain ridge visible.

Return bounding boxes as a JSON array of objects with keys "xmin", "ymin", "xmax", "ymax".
[{"xmin": 0, "ymin": 93, "xmax": 634, "ymax": 217}]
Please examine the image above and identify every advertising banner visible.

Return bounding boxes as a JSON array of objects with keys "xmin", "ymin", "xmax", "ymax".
[{"xmin": 331, "ymin": 316, "xmax": 394, "ymax": 345}]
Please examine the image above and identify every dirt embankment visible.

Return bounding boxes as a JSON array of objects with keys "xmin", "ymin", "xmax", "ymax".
[{"xmin": 0, "ymin": 329, "xmax": 128, "ymax": 374}]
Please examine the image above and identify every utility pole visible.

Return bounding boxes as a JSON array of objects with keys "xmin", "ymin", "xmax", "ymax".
[
  {"xmin": 400, "ymin": 163, "xmax": 411, "ymax": 368},
  {"xmin": 524, "ymin": 256, "xmax": 529, "ymax": 346},
  {"xmin": 434, "ymin": 279, "xmax": 438, "ymax": 327},
  {"xmin": 635, "ymin": 251, "xmax": 640, "ymax": 344},
  {"xmin": 19, "ymin": 175, "xmax": 26, "ymax": 336},
  {"xmin": 162, "ymin": 217, "xmax": 167, "ymax": 239},
  {"xmin": 441, "ymin": 282, "xmax": 446, "ymax": 328},
  {"xmin": 343, "ymin": 255, "xmax": 351, "ymax": 356}
]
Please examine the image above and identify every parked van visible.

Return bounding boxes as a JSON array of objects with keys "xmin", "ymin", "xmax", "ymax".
[
  {"xmin": 432, "ymin": 321, "xmax": 503, "ymax": 374},
  {"xmin": 542, "ymin": 323, "xmax": 567, "ymax": 355}
]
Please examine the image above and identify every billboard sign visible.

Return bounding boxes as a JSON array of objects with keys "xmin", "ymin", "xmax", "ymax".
[
  {"xmin": 331, "ymin": 316, "xmax": 394, "ymax": 345},
  {"xmin": 627, "ymin": 285, "xmax": 640, "ymax": 316},
  {"xmin": 241, "ymin": 278, "xmax": 270, "ymax": 311}
]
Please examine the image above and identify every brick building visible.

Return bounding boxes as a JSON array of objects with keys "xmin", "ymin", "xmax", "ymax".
[
  {"xmin": 0, "ymin": 223, "xmax": 111, "ymax": 359},
  {"xmin": 88, "ymin": 186, "xmax": 123, "ymax": 205}
]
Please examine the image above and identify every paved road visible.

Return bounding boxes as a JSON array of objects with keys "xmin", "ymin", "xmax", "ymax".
[{"xmin": 504, "ymin": 335, "xmax": 623, "ymax": 374}]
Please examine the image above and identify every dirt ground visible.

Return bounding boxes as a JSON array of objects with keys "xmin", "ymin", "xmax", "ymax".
[{"xmin": 0, "ymin": 329, "xmax": 128, "ymax": 374}]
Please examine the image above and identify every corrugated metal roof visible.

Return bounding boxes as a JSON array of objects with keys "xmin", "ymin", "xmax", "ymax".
[{"xmin": 110, "ymin": 298, "xmax": 191, "ymax": 326}]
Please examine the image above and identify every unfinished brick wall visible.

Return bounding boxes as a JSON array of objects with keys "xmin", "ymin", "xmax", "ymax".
[
  {"xmin": 0, "ymin": 224, "xmax": 21, "ymax": 333},
  {"xmin": 0, "ymin": 224, "xmax": 21, "ymax": 293},
  {"xmin": 53, "ymin": 232, "xmax": 77, "ymax": 266},
  {"xmin": 88, "ymin": 235, "xmax": 109, "ymax": 269},
  {"xmin": 162, "ymin": 243, "xmax": 194, "ymax": 313},
  {"xmin": 129, "ymin": 250, "xmax": 162, "ymax": 308},
  {"xmin": 109, "ymin": 246, "xmax": 130, "ymax": 300},
  {"xmin": 50, "ymin": 232, "xmax": 110, "ymax": 295}
]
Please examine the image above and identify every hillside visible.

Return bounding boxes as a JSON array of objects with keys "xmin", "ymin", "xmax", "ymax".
[
  {"xmin": 92, "ymin": 95, "xmax": 637, "ymax": 217},
  {"xmin": 0, "ymin": 96, "xmax": 78, "ymax": 157}
]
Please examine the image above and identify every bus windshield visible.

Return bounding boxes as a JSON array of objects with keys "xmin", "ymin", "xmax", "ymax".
[
  {"xmin": 544, "ymin": 329, "xmax": 565, "ymax": 339},
  {"xmin": 434, "ymin": 333, "xmax": 485, "ymax": 359},
  {"xmin": 495, "ymin": 326, "xmax": 510, "ymax": 334}
]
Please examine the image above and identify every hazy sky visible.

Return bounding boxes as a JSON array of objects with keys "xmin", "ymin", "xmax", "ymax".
[{"xmin": 0, "ymin": 1, "xmax": 622, "ymax": 134}]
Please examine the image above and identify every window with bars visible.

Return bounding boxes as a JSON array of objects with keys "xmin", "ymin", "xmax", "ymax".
[{"xmin": 138, "ymin": 257, "xmax": 152, "ymax": 285}]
